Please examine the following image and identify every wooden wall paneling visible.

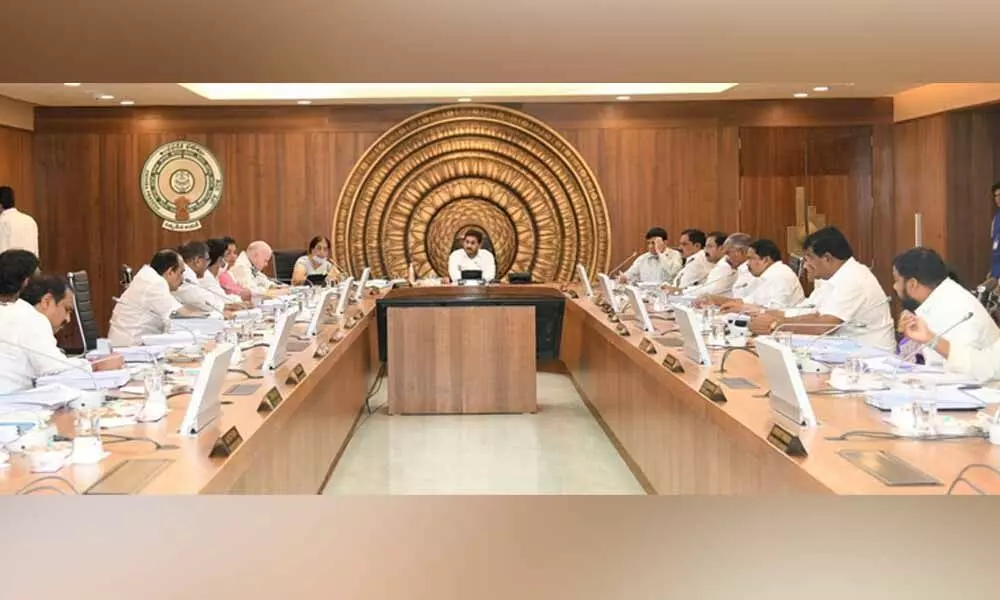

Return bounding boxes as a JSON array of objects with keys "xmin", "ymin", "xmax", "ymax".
[
  {"xmin": 0, "ymin": 125, "xmax": 34, "ymax": 217},
  {"xmin": 806, "ymin": 126, "xmax": 874, "ymax": 268},
  {"xmin": 871, "ymin": 124, "xmax": 897, "ymax": 291},
  {"xmin": 946, "ymin": 109, "xmax": 997, "ymax": 285},
  {"xmin": 892, "ymin": 115, "xmax": 949, "ymax": 261},
  {"xmin": 31, "ymin": 100, "xmax": 895, "ymax": 331},
  {"xmin": 737, "ymin": 127, "xmax": 808, "ymax": 257}
]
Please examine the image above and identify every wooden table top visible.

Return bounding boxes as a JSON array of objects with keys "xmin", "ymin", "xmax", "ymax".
[
  {"xmin": 565, "ymin": 293, "xmax": 1000, "ymax": 495},
  {"xmin": 379, "ymin": 284, "xmax": 565, "ymax": 303},
  {"xmin": 0, "ymin": 301, "xmax": 376, "ymax": 496}
]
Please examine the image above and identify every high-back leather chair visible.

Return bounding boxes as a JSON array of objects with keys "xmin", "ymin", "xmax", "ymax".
[
  {"xmin": 120, "ymin": 264, "xmax": 134, "ymax": 291},
  {"xmin": 67, "ymin": 270, "xmax": 101, "ymax": 352},
  {"xmin": 272, "ymin": 249, "xmax": 304, "ymax": 284}
]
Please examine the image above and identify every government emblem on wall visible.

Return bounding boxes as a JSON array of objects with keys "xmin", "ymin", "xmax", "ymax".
[{"xmin": 140, "ymin": 140, "xmax": 224, "ymax": 232}]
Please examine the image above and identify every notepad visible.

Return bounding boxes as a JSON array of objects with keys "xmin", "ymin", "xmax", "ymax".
[
  {"xmin": 0, "ymin": 384, "xmax": 82, "ymax": 408},
  {"xmin": 36, "ymin": 369, "xmax": 131, "ymax": 391}
]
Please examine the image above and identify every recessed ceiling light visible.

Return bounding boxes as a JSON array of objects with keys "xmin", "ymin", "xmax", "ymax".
[
  {"xmin": 296, "ymin": 100, "xmax": 312, "ymax": 105},
  {"xmin": 120, "ymin": 100, "xmax": 135, "ymax": 106},
  {"xmin": 96, "ymin": 94, "xmax": 115, "ymax": 100},
  {"xmin": 616, "ymin": 95, "xmax": 631, "ymax": 101},
  {"xmin": 793, "ymin": 93, "xmax": 809, "ymax": 98},
  {"xmin": 63, "ymin": 83, "xmax": 81, "ymax": 87},
  {"xmin": 457, "ymin": 97, "xmax": 472, "ymax": 103},
  {"xmin": 813, "ymin": 86, "xmax": 830, "ymax": 92}
]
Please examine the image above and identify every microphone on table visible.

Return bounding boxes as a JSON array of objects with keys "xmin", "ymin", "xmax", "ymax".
[
  {"xmin": 610, "ymin": 251, "xmax": 640, "ymax": 277},
  {"xmin": 890, "ymin": 311, "xmax": 974, "ymax": 377},
  {"xmin": 111, "ymin": 296, "xmax": 200, "ymax": 347}
]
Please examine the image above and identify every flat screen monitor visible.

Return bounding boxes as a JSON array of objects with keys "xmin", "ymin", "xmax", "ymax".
[
  {"xmin": 756, "ymin": 336, "xmax": 819, "ymax": 428},
  {"xmin": 178, "ymin": 343, "xmax": 235, "ymax": 436},
  {"xmin": 673, "ymin": 305, "xmax": 711, "ymax": 367},
  {"xmin": 336, "ymin": 277, "xmax": 354, "ymax": 316},
  {"xmin": 597, "ymin": 273, "xmax": 621, "ymax": 313},
  {"xmin": 353, "ymin": 268, "xmax": 371, "ymax": 303},
  {"xmin": 306, "ymin": 289, "xmax": 337, "ymax": 338},
  {"xmin": 624, "ymin": 285, "xmax": 654, "ymax": 333},
  {"xmin": 263, "ymin": 310, "xmax": 296, "ymax": 371}
]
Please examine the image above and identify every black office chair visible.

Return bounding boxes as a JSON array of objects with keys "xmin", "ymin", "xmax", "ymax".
[
  {"xmin": 272, "ymin": 249, "xmax": 304, "ymax": 284},
  {"xmin": 787, "ymin": 254, "xmax": 804, "ymax": 278},
  {"xmin": 120, "ymin": 264, "xmax": 134, "ymax": 292},
  {"xmin": 67, "ymin": 270, "xmax": 101, "ymax": 353}
]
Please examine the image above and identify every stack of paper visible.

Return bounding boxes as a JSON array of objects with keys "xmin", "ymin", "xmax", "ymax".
[
  {"xmin": 171, "ymin": 317, "xmax": 226, "ymax": 337},
  {"xmin": 142, "ymin": 332, "xmax": 208, "ymax": 347},
  {"xmin": 0, "ymin": 384, "xmax": 83, "ymax": 408},
  {"xmin": 88, "ymin": 345, "xmax": 168, "ymax": 363},
  {"xmin": 790, "ymin": 336, "xmax": 888, "ymax": 364},
  {"xmin": 36, "ymin": 368, "xmax": 131, "ymax": 390}
]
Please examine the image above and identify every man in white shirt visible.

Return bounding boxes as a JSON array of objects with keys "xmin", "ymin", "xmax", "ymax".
[
  {"xmin": 108, "ymin": 249, "xmax": 202, "ymax": 347},
  {"xmin": 619, "ymin": 227, "xmax": 683, "ymax": 285},
  {"xmin": 448, "ymin": 229, "xmax": 496, "ymax": 282},
  {"xmin": 0, "ymin": 275, "xmax": 123, "ymax": 393},
  {"xmin": 721, "ymin": 239, "xmax": 804, "ymax": 312},
  {"xmin": 0, "ymin": 187, "xmax": 39, "ymax": 258},
  {"xmin": 900, "ymin": 313, "xmax": 1000, "ymax": 381},
  {"xmin": 173, "ymin": 240, "xmax": 243, "ymax": 314},
  {"xmin": 682, "ymin": 231, "xmax": 732, "ymax": 295},
  {"xmin": 694, "ymin": 233, "xmax": 757, "ymax": 304},
  {"xmin": 668, "ymin": 229, "xmax": 713, "ymax": 289},
  {"xmin": 892, "ymin": 247, "xmax": 999, "ymax": 366},
  {"xmin": 229, "ymin": 240, "xmax": 283, "ymax": 295},
  {"xmin": 750, "ymin": 227, "xmax": 894, "ymax": 351}
]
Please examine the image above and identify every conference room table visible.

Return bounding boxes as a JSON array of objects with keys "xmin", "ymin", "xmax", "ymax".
[{"xmin": 1, "ymin": 283, "xmax": 998, "ymax": 495}]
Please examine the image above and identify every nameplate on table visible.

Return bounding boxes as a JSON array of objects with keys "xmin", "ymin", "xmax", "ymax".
[
  {"xmin": 767, "ymin": 423, "xmax": 808, "ymax": 457},
  {"xmin": 563, "ymin": 290, "xmax": 579, "ymax": 299},
  {"xmin": 662, "ymin": 353, "xmax": 685, "ymax": 373},
  {"xmin": 638, "ymin": 337, "xmax": 657, "ymax": 355},
  {"xmin": 257, "ymin": 386, "xmax": 284, "ymax": 413},
  {"xmin": 209, "ymin": 426, "xmax": 244, "ymax": 458},
  {"xmin": 285, "ymin": 363, "xmax": 307, "ymax": 385},
  {"xmin": 313, "ymin": 343, "xmax": 331, "ymax": 359},
  {"xmin": 698, "ymin": 379, "xmax": 727, "ymax": 403},
  {"xmin": 614, "ymin": 323, "xmax": 630, "ymax": 337}
]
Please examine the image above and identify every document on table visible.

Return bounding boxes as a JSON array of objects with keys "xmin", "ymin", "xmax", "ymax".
[
  {"xmin": 0, "ymin": 384, "xmax": 83, "ymax": 408},
  {"xmin": 36, "ymin": 368, "xmax": 132, "ymax": 390}
]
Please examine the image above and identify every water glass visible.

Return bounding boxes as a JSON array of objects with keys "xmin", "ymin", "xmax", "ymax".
[{"xmin": 844, "ymin": 357, "xmax": 867, "ymax": 385}]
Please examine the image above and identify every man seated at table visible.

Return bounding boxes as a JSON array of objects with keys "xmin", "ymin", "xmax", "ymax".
[
  {"xmin": 892, "ymin": 247, "xmax": 998, "ymax": 366},
  {"xmin": 229, "ymin": 240, "xmax": 284, "ymax": 295},
  {"xmin": 0, "ymin": 274, "xmax": 124, "ymax": 393},
  {"xmin": 448, "ymin": 229, "xmax": 496, "ymax": 282},
  {"xmin": 618, "ymin": 227, "xmax": 683, "ymax": 285},
  {"xmin": 108, "ymin": 249, "xmax": 205, "ymax": 347},
  {"xmin": 719, "ymin": 239, "xmax": 804, "ymax": 313},
  {"xmin": 692, "ymin": 233, "xmax": 758, "ymax": 304},
  {"xmin": 679, "ymin": 231, "xmax": 731, "ymax": 296},
  {"xmin": 749, "ymin": 227, "xmax": 894, "ymax": 351},
  {"xmin": 661, "ymin": 228, "xmax": 713, "ymax": 291},
  {"xmin": 173, "ymin": 240, "xmax": 245, "ymax": 314}
]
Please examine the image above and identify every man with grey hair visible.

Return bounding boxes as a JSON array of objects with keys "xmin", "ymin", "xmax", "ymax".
[
  {"xmin": 229, "ymin": 240, "xmax": 281, "ymax": 295},
  {"xmin": 692, "ymin": 232, "xmax": 759, "ymax": 304}
]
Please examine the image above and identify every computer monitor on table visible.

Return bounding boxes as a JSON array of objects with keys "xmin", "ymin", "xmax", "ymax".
[
  {"xmin": 756, "ymin": 336, "xmax": 819, "ymax": 428},
  {"xmin": 597, "ymin": 273, "xmax": 621, "ymax": 313},
  {"xmin": 179, "ymin": 343, "xmax": 235, "ymax": 436},
  {"xmin": 306, "ymin": 289, "xmax": 337, "ymax": 338},
  {"xmin": 673, "ymin": 305, "xmax": 712, "ymax": 367},
  {"xmin": 263, "ymin": 310, "xmax": 296, "ymax": 371},
  {"xmin": 624, "ymin": 285, "xmax": 655, "ymax": 333},
  {"xmin": 576, "ymin": 263, "xmax": 594, "ymax": 298}
]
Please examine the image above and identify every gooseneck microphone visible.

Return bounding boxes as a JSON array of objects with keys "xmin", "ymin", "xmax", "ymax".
[{"xmin": 891, "ymin": 311, "xmax": 975, "ymax": 377}]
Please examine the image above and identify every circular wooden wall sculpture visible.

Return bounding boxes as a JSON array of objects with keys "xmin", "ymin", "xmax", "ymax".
[{"xmin": 332, "ymin": 104, "xmax": 611, "ymax": 282}]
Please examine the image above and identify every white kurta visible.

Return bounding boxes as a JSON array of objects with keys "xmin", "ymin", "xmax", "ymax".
[
  {"xmin": 0, "ymin": 299, "xmax": 91, "ymax": 393},
  {"xmin": 684, "ymin": 259, "xmax": 734, "ymax": 296},
  {"xmin": 743, "ymin": 262, "xmax": 805, "ymax": 309},
  {"xmin": 108, "ymin": 265, "xmax": 182, "ymax": 347},
  {"xmin": 623, "ymin": 249, "xmax": 683, "ymax": 285},
  {"xmin": 0, "ymin": 208, "xmax": 39, "ymax": 257},
  {"xmin": 673, "ymin": 249, "xmax": 713, "ymax": 289},
  {"xmin": 448, "ymin": 249, "xmax": 497, "ymax": 282},
  {"xmin": 812, "ymin": 257, "xmax": 894, "ymax": 352},
  {"xmin": 174, "ymin": 265, "xmax": 226, "ymax": 313},
  {"xmin": 915, "ymin": 277, "xmax": 999, "ymax": 366},
  {"xmin": 228, "ymin": 251, "xmax": 276, "ymax": 294}
]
